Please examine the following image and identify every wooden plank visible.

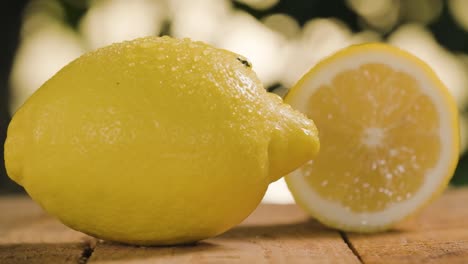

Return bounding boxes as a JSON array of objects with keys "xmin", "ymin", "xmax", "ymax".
[
  {"xmin": 345, "ymin": 228, "xmax": 468, "ymax": 264},
  {"xmin": 345, "ymin": 188, "xmax": 468, "ymax": 264},
  {"xmin": 0, "ymin": 196, "xmax": 95, "ymax": 264},
  {"xmin": 88, "ymin": 204, "xmax": 360, "ymax": 264},
  {"xmin": 0, "ymin": 243, "xmax": 92, "ymax": 264},
  {"xmin": 395, "ymin": 187, "xmax": 468, "ymax": 231},
  {"xmin": 4, "ymin": 189, "xmax": 468, "ymax": 263},
  {"xmin": 0, "ymin": 196, "xmax": 44, "ymax": 234}
]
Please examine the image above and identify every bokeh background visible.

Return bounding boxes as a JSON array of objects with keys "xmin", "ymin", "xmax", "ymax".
[{"xmin": 1, "ymin": 0, "xmax": 467, "ymax": 201}]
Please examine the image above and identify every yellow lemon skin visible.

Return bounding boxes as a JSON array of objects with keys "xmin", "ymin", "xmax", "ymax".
[{"xmin": 5, "ymin": 36, "xmax": 319, "ymax": 246}]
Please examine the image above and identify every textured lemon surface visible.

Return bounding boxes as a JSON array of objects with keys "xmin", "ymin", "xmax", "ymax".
[
  {"xmin": 5, "ymin": 36, "xmax": 319, "ymax": 245},
  {"xmin": 286, "ymin": 43, "xmax": 459, "ymax": 232}
]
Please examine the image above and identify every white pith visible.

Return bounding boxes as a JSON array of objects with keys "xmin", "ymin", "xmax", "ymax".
[{"xmin": 286, "ymin": 49, "xmax": 455, "ymax": 229}]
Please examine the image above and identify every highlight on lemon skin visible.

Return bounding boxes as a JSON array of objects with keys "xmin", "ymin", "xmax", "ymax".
[
  {"xmin": 285, "ymin": 43, "xmax": 459, "ymax": 232},
  {"xmin": 4, "ymin": 36, "xmax": 319, "ymax": 246}
]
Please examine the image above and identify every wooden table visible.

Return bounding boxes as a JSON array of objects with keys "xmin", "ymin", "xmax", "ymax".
[{"xmin": 1, "ymin": 188, "xmax": 468, "ymax": 264}]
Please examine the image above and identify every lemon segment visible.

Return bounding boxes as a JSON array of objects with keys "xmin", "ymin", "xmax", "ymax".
[{"xmin": 285, "ymin": 43, "xmax": 459, "ymax": 232}]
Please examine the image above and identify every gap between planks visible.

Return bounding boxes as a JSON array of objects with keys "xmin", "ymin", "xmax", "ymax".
[
  {"xmin": 340, "ymin": 231, "xmax": 363, "ymax": 264},
  {"xmin": 78, "ymin": 240, "xmax": 96, "ymax": 264}
]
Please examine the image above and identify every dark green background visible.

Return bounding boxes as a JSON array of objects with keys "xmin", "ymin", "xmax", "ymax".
[{"xmin": 0, "ymin": 0, "xmax": 466, "ymax": 194}]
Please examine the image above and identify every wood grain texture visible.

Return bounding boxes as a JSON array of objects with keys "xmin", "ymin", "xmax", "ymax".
[
  {"xmin": 346, "ymin": 229, "xmax": 468, "ymax": 264},
  {"xmin": 2, "ymin": 188, "xmax": 468, "ymax": 263},
  {"xmin": 0, "ymin": 196, "xmax": 94, "ymax": 264},
  {"xmin": 0, "ymin": 243, "xmax": 91, "ymax": 264},
  {"xmin": 345, "ymin": 188, "xmax": 468, "ymax": 264},
  {"xmin": 0, "ymin": 196, "xmax": 43, "ymax": 234},
  {"xmin": 395, "ymin": 188, "xmax": 468, "ymax": 231},
  {"xmin": 88, "ymin": 205, "xmax": 359, "ymax": 264}
]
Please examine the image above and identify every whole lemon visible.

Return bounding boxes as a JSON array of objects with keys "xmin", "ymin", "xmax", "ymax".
[{"xmin": 5, "ymin": 36, "xmax": 319, "ymax": 245}]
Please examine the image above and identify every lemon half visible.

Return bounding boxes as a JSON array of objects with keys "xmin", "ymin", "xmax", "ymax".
[{"xmin": 286, "ymin": 43, "xmax": 459, "ymax": 232}]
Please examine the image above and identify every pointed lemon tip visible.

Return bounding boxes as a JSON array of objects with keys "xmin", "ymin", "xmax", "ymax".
[{"xmin": 267, "ymin": 104, "xmax": 320, "ymax": 182}]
